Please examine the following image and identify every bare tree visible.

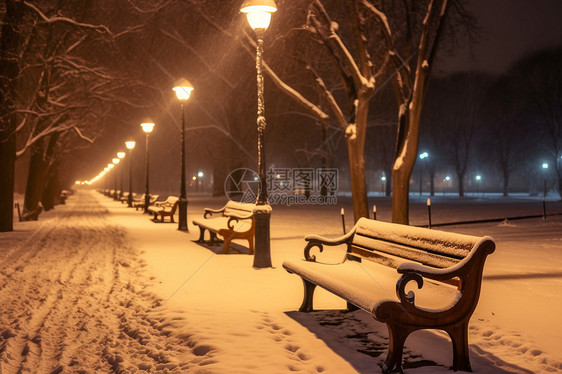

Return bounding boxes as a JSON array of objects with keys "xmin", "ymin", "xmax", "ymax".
[{"xmin": 510, "ymin": 47, "xmax": 562, "ymax": 199}]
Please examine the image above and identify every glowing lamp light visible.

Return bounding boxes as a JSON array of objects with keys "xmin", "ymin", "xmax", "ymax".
[
  {"xmin": 198, "ymin": 171, "xmax": 204, "ymax": 178},
  {"xmin": 117, "ymin": 151, "xmax": 126, "ymax": 159},
  {"xmin": 173, "ymin": 78, "xmax": 194, "ymax": 101},
  {"xmin": 445, "ymin": 176, "xmax": 451, "ymax": 181},
  {"xmin": 112, "ymin": 158, "xmax": 120, "ymax": 165},
  {"xmin": 381, "ymin": 176, "xmax": 387, "ymax": 181},
  {"xmin": 108, "ymin": 164, "xmax": 114, "ymax": 169},
  {"xmin": 419, "ymin": 152, "xmax": 429, "ymax": 160},
  {"xmin": 542, "ymin": 163, "xmax": 549, "ymax": 169},
  {"xmin": 192, "ymin": 176, "xmax": 197, "ymax": 181},
  {"xmin": 475, "ymin": 175, "xmax": 482, "ymax": 181},
  {"xmin": 125, "ymin": 141, "xmax": 136, "ymax": 150},
  {"xmin": 240, "ymin": 0, "xmax": 277, "ymax": 30},
  {"xmin": 141, "ymin": 121, "xmax": 155, "ymax": 133}
]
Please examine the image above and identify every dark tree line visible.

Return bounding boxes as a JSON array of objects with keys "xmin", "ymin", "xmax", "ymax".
[{"xmin": 417, "ymin": 46, "xmax": 562, "ymax": 200}]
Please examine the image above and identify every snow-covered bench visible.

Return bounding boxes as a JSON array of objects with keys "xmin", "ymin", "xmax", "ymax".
[
  {"xmin": 283, "ymin": 218, "xmax": 495, "ymax": 373},
  {"xmin": 192, "ymin": 201, "xmax": 255, "ymax": 254},
  {"xmin": 133, "ymin": 194, "xmax": 159, "ymax": 210},
  {"xmin": 147, "ymin": 196, "xmax": 178, "ymax": 222}
]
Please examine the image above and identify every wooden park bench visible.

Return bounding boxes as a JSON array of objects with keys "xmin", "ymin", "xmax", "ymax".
[
  {"xmin": 192, "ymin": 201, "xmax": 255, "ymax": 254},
  {"xmin": 283, "ymin": 218, "xmax": 495, "ymax": 373},
  {"xmin": 147, "ymin": 196, "xmax": 178, "ymax": 222}
]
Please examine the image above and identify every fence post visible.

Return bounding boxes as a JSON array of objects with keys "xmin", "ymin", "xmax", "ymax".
[
  {"xmin": 427, "ymin": 197, "xmax": 432, "ymax": 229},
  {"xmin": 341, "ymin": 208, "xmax": 346, "ymax": 234}
]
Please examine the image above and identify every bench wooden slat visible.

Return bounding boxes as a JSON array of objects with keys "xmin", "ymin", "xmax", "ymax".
[
  {"xmin": 352, "ymin": 234, "xmax": 461, "ymax": 269},
  {"xmin": 356, "ymin": 220, "xmax": 474, "ymax": 257}
]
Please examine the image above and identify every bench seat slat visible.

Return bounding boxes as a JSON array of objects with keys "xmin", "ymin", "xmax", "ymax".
[{"xmin": 352, "ymin": 235, "xmax": 460, "ymax": 269}]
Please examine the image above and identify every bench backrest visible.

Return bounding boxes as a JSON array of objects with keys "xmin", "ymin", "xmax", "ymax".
[
  {"xmin": 224, "ymin": 201, "xmax": 255, "ymax": 217},
  {"xmin": 164, "ymin": 196, "xmax": 178, "ymax": 204},
  {"xmin": 350, "ymin": 218, "xmax": 482, "ymax": 270}
]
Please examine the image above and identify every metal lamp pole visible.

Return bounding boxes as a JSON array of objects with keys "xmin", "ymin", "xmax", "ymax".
[
  {"xmin": 125, "ymin": 141, "xmax": 136, "ymax": 207},
  {"xmin": 173, "ymin": 79, "xmax": 194, "ymax": 231},
  {"xmin": 141, "ymin": 121, "xmax": 155, "ymax": 213},
  {"xmin": 241, "ymin": 0, "xmax": 277, "ymax": 268},
  {"xmin": 112, "ymin": 158, "xmax": 120, "ymax": 200},
  {"xmin": 117, "ymin": 152, "xmax": 126, "ymax": 200}
]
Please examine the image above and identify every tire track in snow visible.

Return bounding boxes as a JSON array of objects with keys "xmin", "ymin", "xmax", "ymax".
[{"xmin": 0, "ymin": 191, "xmax": 202, "ymax": 373}]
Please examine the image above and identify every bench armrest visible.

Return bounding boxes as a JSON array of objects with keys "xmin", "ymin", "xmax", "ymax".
[
  {"xmin": 226, "ymin": 214, "xmax": 254, "ymax": 230},
  {"xmin": 204, "ymin": 207, "xmax": 226, "ymax": 218},
  {"xmin": 303, "ymin": 229, "xmax": 355, "ymax": 262}
]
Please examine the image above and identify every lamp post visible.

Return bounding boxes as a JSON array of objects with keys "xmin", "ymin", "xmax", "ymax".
[
  {"xmin": 125, "ymin": 141, "xmax": 136, "ymax": 207},
  {"xmin": 241, "ymin": 0, "xmax": 277, "ymax": 268},
  {"xmin": 112, "ymin": 158, "xmax": 120, "ymax": 200},
  {"xmin": 542, "ymin": 162, "xmax": 549, "ymax": 197},
  {"xmin": 475, "ymin": 175, "xmax": 482, "ymax": 196},
  {"xmin": 173, "ymin": 78, "xmax": 194, "ymax": 231},
  {"xmin": 141, "ymin": 121, "xmax": 155, "ymax": 213},
  {"xmin": 418, "ymin": 152, "xmax": 428, "ymax": 196},
  {"xmin": 117, "ymin": 152, "xmax": 126, "ymax": 200}
]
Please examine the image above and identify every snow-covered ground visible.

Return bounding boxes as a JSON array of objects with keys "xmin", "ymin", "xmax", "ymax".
[{"xmin": 1, "ymin": 190, "xmax": 561, "ymax": 373}]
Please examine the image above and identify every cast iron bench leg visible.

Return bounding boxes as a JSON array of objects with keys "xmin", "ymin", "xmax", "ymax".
[
  {"xmin": 448, "ymin": 322, "xmax": 471, "ymax": 372},
  {"xmin": 383, "ymin": 323, "xmax": 413, "ymax": 373},
  {"xmin": 299, "ymin": 278, "xmax": 317, "ymax": 312}
]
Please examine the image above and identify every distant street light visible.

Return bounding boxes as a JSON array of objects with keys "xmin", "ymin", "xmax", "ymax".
[
  {"xmin": 141, "ymin": 120, "xmax": 155, "ymax": 213},
  {"xmin": 173, "ymin": 78, "xmax": 194, "ymax": 231},
  {"xmin": 241, "ymin": 0, "xmax": 277, "ymax": 268},
  {"xmin": 117, "ymin": 152, "xmax": 126, "ymax": 200},
  {"xmin": 125, "ymin": 141, "xmax": 136, "ymax": 207},
  {"xmin": 112, "ymin": 158, "xmax": 120, "ymax": 200},
  {"xmin": 418, "ymin": 152, "xmax": 429, "ymax": 196}
]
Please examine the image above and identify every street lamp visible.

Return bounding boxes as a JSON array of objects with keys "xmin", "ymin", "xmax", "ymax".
[
  {"xmin": 117, "ymin": 151, "xmax": 126, "ymax": 200},
  {"xmin": 125, "ymin": 141, "xmax": 136, "ymax": 207},
  {"xmin": 112, "ymin": 157, "xmax": 120, "ymax": 200},
  {"xmin": 173, "ymin": 78, "xmax": 194, "ymax": 231},
  {"xmin": 141, "ymin": 120, "xmax": 155, "ymax": 213},
  {"xmin": 241, "ymin": 0, "xmax": 277, "ymax": 268},
  {"xmin": 418, "ymin": 152, "xmax": 428, "ymax": 196}
]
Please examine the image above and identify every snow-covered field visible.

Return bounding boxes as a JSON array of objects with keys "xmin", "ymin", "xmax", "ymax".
[{"xmin": 1, "ymin": 190, "xmax": 561, "ymax": 373}]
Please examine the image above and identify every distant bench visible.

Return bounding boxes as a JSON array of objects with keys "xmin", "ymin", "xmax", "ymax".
[
  {"xmin": 147, "ymin": 196, "xmax": 178, "ymax": 222},
  {"xmin": 134, "ymin": 194, "xmax": 159, "ymax": 211},
  {"xmin": 192, "ymin": 201, "xmax": 255, "ymax": 254},
  {"xmin": 283, "ymin": 218, "xmax": 495, "ymax": 373}
]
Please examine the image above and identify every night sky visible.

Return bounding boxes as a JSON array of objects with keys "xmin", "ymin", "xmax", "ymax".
[{"xmin": 438, "ymin": 0, "xmax": 562, "ymax": 74}]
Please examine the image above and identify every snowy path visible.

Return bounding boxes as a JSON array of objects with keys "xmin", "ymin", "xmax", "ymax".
[
  {"xmin": 1, "ymin": 190, "xmax": 561, "ymax": 373},
  {"xmin": 0, "ymin": 192, "xmax": 198, "ymax": 372}
]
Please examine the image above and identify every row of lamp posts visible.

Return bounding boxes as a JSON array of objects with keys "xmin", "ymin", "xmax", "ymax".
[{"xmin": 102, "ymin": 1, "xmax": 277, "ymax": 268}]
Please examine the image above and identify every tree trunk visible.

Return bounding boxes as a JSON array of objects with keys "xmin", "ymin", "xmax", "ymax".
[
  {"xmin": 0, "ymin": 0, "xmax": 24, "ymax": 232},
  {"xmin": 429, "ymin": 170, "xmax": 435, "ymax": 196},
  {"xmin": 457, "ymin": 172, "xmax": 465, "ymax": 197},
  {"xmin": 24, "ymin": 145, "xmax": 49, "ymax": 214},
  {"xmin": 503, "ymin": 169, "xmax": 509, "ymax": 197},
  {"xmin": 346, "ymin": 135, "xmax": 369, "ymax": 222},
  {"xmin": 392, "ymin": 108, "xmax": 419, "ymax": 225},
  {"xmin": 42, "ymin": 165, "xmax": 60, "ymax": 211},
  {"xmin": 385, "ymin": 167, "xmax": 392, "ymax": 197}
]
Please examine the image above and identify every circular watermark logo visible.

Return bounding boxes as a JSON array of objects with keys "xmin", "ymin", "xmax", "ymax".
[{"xmin": 224, "ymin": 168, "xmax": 260, "ymax": 203}]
